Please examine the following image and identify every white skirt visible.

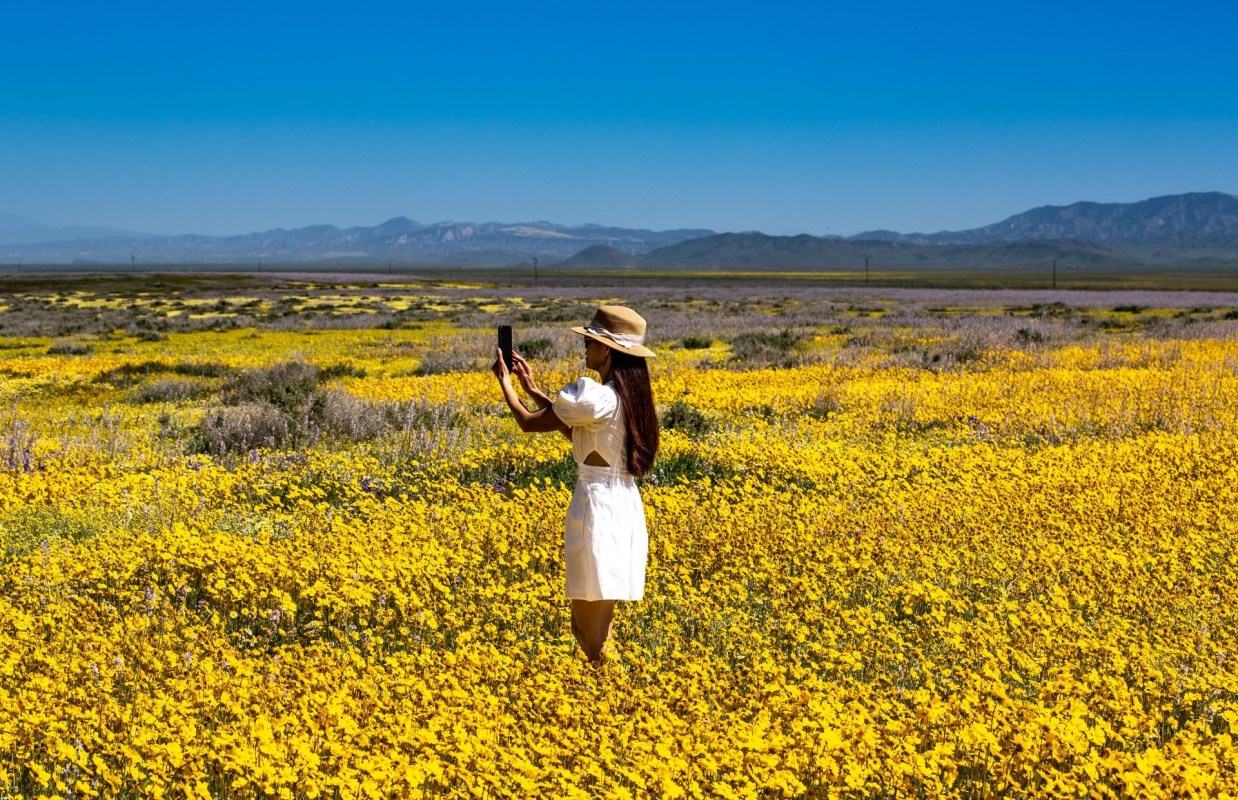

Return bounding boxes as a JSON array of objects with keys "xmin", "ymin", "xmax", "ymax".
[{"xmin": 564, "ymin": 464, "xmax": 648, "ymax": 601}]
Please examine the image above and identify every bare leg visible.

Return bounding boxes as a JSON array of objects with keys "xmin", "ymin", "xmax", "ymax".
[{"xmin": 570, "ymin": 599, "xmax": 616, "ymax": 663}]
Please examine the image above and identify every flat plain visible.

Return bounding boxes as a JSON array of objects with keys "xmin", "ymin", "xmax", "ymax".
[{"xmin": 1, "ymin": 273, "xmax": 1236, "ymax": 798}]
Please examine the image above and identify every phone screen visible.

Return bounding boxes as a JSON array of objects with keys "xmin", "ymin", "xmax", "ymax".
[{"xmin": 498, "ymin": 325, "xmax": 513, "ymax": 371}]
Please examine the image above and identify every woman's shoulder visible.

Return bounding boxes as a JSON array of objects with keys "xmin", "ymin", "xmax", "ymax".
[
  {"xmin": 560, "ymin": 375, "xmax": 616, "ymax": 398},
  {"xmin": 555, "ymin": 376, "xmax": 619, "ymax": 424}
]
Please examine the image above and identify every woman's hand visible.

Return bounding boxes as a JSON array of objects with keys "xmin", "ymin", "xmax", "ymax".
[
  {"xmin": 491, "ymin": 347, "xmax": 511, "ymax": 383},
  {"xmin": 493, "ymin": 348, "xmax": 569, "ymax": 436},
  {"xmin": 511, "ymin": 351, "xmax": 555, "ymax": 410},
  {"xmin": 510, "ymin": 352, "xmax": 539, "ymax": 395}
]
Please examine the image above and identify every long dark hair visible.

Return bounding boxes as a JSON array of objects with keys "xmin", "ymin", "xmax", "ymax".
[{"xmin": 609, "ymin": 350, "xmax": 659, "ymax": 477}]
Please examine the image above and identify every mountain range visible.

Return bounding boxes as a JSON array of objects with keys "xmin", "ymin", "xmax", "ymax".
[
  {"xmin": 565, "ymin": 192, "xmax": 1238, "ymax": 271},
  {"xmin": 0, "ymin": 217, "xmax": 713, "ymax": 266},
  {"xmin": 563, "ymin": 235, "xmax": 1140, "ymax": 272},
  {"xmin": 849, "ymin": 192, "xmax": 1238, "ymax": 246},
  {"xmin": 2, "ymin": 192, "xmax": 1236, "ymax": 270}
]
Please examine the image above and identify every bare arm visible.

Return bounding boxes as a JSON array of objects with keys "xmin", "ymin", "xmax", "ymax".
[
  {"xmin": 493, "ymin": 348, "xmax": 571, "ymax": 435},
  {"xmin": 510, "ymin": 351, "xmax": 572, "ymax": 441},
  {"xmin": 511, "ymin": 352, "xmax": 553, "ymax": 408}
]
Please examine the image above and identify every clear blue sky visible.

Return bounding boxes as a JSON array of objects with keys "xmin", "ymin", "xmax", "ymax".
[{"xmin": 3, "ymin": 0, "xmax": 1236, "ymax": 237}]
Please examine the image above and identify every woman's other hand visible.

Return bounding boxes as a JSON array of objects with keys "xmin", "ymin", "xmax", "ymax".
[{"xmin": 511, "ymin": 352, "xmax": 539, "ymax": 395}]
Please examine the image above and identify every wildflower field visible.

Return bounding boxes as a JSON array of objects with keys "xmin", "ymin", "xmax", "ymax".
[{"xmin": 1, "ymin": 274, "xmax": 1237, "ymax": 799}]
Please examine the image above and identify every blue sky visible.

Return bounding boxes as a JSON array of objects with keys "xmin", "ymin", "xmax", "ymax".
[{"xmin": 3, "ymin": 0, "xmax": 1236, "ymax": 237}]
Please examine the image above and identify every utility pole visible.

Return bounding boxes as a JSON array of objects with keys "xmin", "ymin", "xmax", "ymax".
[
  {"xmin": 533, "ymin": 257, "xmax": 538, "ymax": 284},
  {"xmin": 258, "ymin": 258, "xmax": 263, "ymax": 273},
  {"xmin": 130, "ymin": 254, "xmax": 136, "ymax": 274},
  {"xmin": 864, "ymin": 257, "xmax": 870, "ymax": 285},
  {"xmin": 1052, "ymin": 259, "xmax": 1057, "ymax": 290},
  {"xmin": 16, "ymin": 258, "xmax": 20, "ymax": 276},
  {"xmin": 388, "ymin": 259, "xmax": 392, "ymax": 275}
]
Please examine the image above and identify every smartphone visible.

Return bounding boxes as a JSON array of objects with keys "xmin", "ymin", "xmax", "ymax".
[{"xmin": 497, "ymin": 325, "xmax": 513, "ymax": 371}]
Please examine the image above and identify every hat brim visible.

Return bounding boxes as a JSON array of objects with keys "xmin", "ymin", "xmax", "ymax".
[{"xmin": 572, "ymin": 327, "xmax": 656, "ymax": 358}]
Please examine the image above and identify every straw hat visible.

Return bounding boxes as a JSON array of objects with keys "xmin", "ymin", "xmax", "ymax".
[{"xmin": 572, "ymin": 305, "xmax": 655, "ymax": 358}]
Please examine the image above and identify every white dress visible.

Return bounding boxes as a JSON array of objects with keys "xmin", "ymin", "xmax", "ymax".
[{"xmin": 553, "ymin": 377, "xmax": 649, "ymax": 602}]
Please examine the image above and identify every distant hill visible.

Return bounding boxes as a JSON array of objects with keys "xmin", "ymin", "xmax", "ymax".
[
  {"xmin": 932, "ymin": 238, "xmax": 1130, "ymax": 270},
  {"xmin": 850, "ymin": 192, "xmax": 1238, "ymax": 245},
  {"xmin": 641, "ymin": 233, "xmax": 900, "ymax": 269},
  {"xmin": 548, "ymin": 232, "xmax": 1184, "ymax": 274},
  {"xmin": 557, "ymin": 244, "xmax": 642, "ymax": 269},
  {"xmin": 624, "ymin": 232, "xmax": 1139, "ymax": 271},
  {"xmin": 0, "ymin": 217, "xmax": 715, "ymax": 265}
]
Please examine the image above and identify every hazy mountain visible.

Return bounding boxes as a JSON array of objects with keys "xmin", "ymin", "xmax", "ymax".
[
  {"xmin": 931, "ymin": 238, "xmax": 1129, "ymax": 269},
  {"xmin": 4, "ymin": 191, "xmax": 1237, "ymax": 269},
  {"xmin": 557, "ymin": 244, "xmax": 643, "ymax": 269},
  {"xmin": 0, "ymin": 217, "xmax": 714, "ymax": 264},
  {"xmin": 850, "ymin": 192, "xmax": 1238, "ymax": 245},
  {"xmin": 614, "ymin": 232, "xmax": 1147, "ymax": 271},
  {"xmin": 641, "ymin": 233, "xmax": 905, "ymax": 269},
  {"xmin": 0, "ymin": 212, "xmax": 152, "ymax": 247}
]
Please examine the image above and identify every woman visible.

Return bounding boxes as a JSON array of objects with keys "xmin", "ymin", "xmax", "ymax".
[{"xmin": 493, "ymin": 305, "xmax": 659, "ymax": 662}]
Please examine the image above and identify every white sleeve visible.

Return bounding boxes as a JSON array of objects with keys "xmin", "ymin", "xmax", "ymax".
[{"xmin": 554, "ymin": 377, "xmax": 619, "ymax": 427}]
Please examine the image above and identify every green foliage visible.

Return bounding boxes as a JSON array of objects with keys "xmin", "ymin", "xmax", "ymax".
[
  {"xmin": 94, "ymin": 361, "xmax": 167, "ymax": 388},
  {"xmin": 222, "ymin": 360, "xmax": 323, "ymax": 418},
  {"xmin": 1020, "ymin": 302, "xmax": 1073, "ymax": 319},
  {"xmin": 661, "ymin": 400, "xmax": 713, "ymax": 439},
  {"xmin": 642, "ymin": 452, "xmax": 734, "ymax": 487},
  {"xmin": 134, "ymin": 379, "xmax": 208, "ymax": 404},
  {"xmin": 172, "ymin": 361, "xmax": 234, "ymax": 378},
  {"xmin": 729, "ymin": 329, "xmax": 803, "ymax": 368},
  {"xmin": 193, "ymin": 360, "xmax": 466, "ymax": 457},
  {"xmin": 192, "ymin": 401, "xmax": 294, "ymax": 456},
  {"xmin": 460, "ymin": 454, "xmax": 577, "ymax": 489},
  {"xmin": 414, "ymin": 348, "xmax": 481, "ymax": 376},
  {"xmin": 518, "ymin": 337, "xmax": 554, "ymax": 359},
  {"xmin": 459, "ymin": 449, "xmax": 738, "ymax": 490},
  {"xmin": 192, "ymin": 361, "xmax": 325, "ymax": 456},
  {"xmin": 46, "ymin": 340, "xmax": 93, "ymax": 356},
  {"xmin": 682, "ymin": 335, "xmax": 713, "ymax": 350},
  {"xmin": 391, "ymin": 400, "xmax": 465, "ymax": 432},
  {"xmin": 1, "ymin": 506, "xmax": 103, "ymax": 562},
  {"xmin": 809, "ymin": 388, "xmax": 843, "ymax": 419},
  {"xmin": 318, "ymin": 362, "xmax": 368, "ymax": 380},
  {"xmin": 1, "ymin": 410, "xmax": 36, "ymax": 473}
]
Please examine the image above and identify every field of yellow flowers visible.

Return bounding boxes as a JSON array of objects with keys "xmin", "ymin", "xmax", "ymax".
[{"xmin": 1, "ymin": 276, "xmax": 1237, "ymax": 798}]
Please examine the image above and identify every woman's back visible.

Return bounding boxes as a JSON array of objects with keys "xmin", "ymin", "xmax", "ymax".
[{"xmin": 555, "ymin": 376, "xmax": 627, "ymax": 471}]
